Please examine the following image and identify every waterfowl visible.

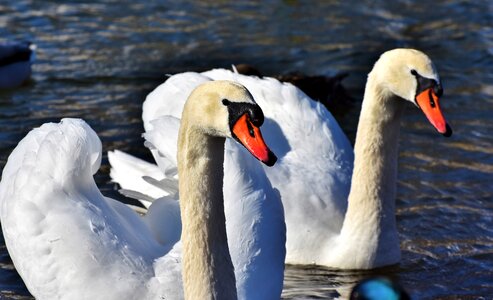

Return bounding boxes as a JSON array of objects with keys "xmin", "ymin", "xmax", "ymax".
[
  {"xmin": 350, "ymin": 277, "xmax": 410, "ymax": 300},
  {"xmin": 110, "ymin": 48, "xmax": 451, "ymax": 269},
  {"xmin": 0, "ymin": 41, "xmax": 35, "ymax": 89},
  {"xmin": 0, "ymin": 80, "xmax": 284, "ymax": 299},
  {"xmin": 111, "ymin": 79, "xmax": 287, "ymax": 299}
]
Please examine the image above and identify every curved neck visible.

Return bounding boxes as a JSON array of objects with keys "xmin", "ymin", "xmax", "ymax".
[
  {"xmin": 178, "ymin": 125, "xmax": 237, "ymax": 300},
  {"xmin": 340, "ymin": 75, "xmax": 403, "ymax": 256}
]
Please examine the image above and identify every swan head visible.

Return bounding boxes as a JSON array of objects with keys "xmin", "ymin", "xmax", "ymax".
[
  {"xmin": 183, "ymin": 80, "xmax": 277, "ymax": 166},
  {"xmin": 371, "ymin": 48, "xmax": 452, "ymax": 137}
]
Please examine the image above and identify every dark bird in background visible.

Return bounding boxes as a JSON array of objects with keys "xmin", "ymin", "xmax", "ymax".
[
  {"xmin": 0, "ymin": 41, "xmax": 36, "ymax": 89},
  {"xmin": 234, "ymin": 63, "xmax": 356, "ymax": 120}
]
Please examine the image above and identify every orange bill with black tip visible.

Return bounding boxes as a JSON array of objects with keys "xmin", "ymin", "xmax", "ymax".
[
  {"xmin": 416, "ymin": 88, "xmax": 452, "ymax": 137},
  {"xmin": 232, "ymin": 114, "xmax": 277, "ymax": 166}
]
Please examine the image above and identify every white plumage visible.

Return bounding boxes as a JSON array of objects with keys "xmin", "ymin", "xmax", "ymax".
[
  {"xmin": 111, "ymin": 69, "xmax": 353, "ymax": 266},
  {"xmin": 1, "ymin": 81, "xmax": 286, "ymax": 299},
  {"xmin": 0, "ymin": 119, "xmax": 182, "ymax": 299},
  {"xmin": 112, "ymin": 49, "xmax": 450, "ymax": 270}
]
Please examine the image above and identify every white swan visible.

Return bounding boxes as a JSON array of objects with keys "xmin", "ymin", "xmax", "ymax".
[
  {"xmin": 111, "ymin": 76, "xmax": 287, "ymax": 299},
  {"xmin": 0, "ymin": 41, "xmax": 36, "ymax": 89},
  {"xmin": 0, "ymin": 80, "xmax": 284, "ymax": 299},
  {"xmin": 110, "ymin": 48, "xmax": 451, "ymax": 269}
]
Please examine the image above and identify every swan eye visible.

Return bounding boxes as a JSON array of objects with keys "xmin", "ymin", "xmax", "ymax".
[
  {"xmin": 222, "ymin": 99, "xmax": 231, "ymax": 106},
  {"xmin": 410, "ymin": 69, "xmax": 418, "ymax": 76}
]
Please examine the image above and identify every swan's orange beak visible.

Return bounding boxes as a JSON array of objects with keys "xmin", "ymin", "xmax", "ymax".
[
  {"xmin": 416, "ymin": 88, "xmax": 452, "ymax": 137},
  {"xmin": 232, "ymin": 114, "xmax": 277, "ymax": 166}
]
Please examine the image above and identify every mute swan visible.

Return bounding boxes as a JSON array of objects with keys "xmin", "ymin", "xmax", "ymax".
[
  {"xmin": 110, "ymin": 48, "xmax": 451, "ymax": 269},
  {"xmin": 0, "ymin": 41, "xmax": 35, "ymax": 89},
  {"xmin": 0, "ymin": 80, "xmax": 283, "ymax": 299},
  {"xmin": 110, "ymin": 76, "xmax": 287, "ymax": 299}
]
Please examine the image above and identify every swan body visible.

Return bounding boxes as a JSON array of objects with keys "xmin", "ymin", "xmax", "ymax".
[
  {"xmin": 0, "ymin": 41, "xmax": 35, "ymax": 88},
  {"xmin": 0, "ymin": 80, "xmax": 283, "ymax": 299},
  {"xmin": 0, "ymin": 119, "xmax": 180, "ymax": 299},
  {"xmin": 111, "ymin": 49, "xmax": 451, "ymax": 270}
]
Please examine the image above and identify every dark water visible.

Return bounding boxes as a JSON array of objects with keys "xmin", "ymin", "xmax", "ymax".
[{"xmin": 0, "ymin": 1, "xmax": 492, "ymax": 299}]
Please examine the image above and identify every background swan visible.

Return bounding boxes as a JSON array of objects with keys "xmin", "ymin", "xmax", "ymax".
[
  {"xmin": 111, "ymin": 48, "xmax": 452, "ymax": 270},
  {"xmin": 0, "ymin": 80, "xmax": 283, "ymax": 299}
]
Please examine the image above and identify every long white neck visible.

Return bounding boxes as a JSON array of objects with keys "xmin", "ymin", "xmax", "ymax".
[
  {"xmin": 178, "ymin": 124, "xmax": 237, "ymax": 300},
  {"xmin": 339, "ymin": 73, "xmax": 403, "ymax": 267}
]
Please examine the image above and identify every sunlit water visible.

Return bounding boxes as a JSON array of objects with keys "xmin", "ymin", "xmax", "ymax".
[{"xmin": 0, "ymin": 1, "xmax": 492, "ymax": 299}]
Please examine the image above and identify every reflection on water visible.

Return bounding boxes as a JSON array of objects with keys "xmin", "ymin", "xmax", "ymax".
[{"xmin": 1, "ymin": 1, "xmax": 492, "ymax": 299}]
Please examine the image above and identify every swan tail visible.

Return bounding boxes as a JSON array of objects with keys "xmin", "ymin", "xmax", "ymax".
[
  {"xmin": 119, "ymin": 189, "xmax": 156, "ymax": 204},
  {"xmin": 108, "ymin": 149, "xmax": 167, "ymax": 208},
  {"xmin": 142, "ymin": 176, "xmax": 178, "ymax": 196},
  {"xmin": 142, "ymin": 116, "xmax": 180, "ymax": 174}
]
